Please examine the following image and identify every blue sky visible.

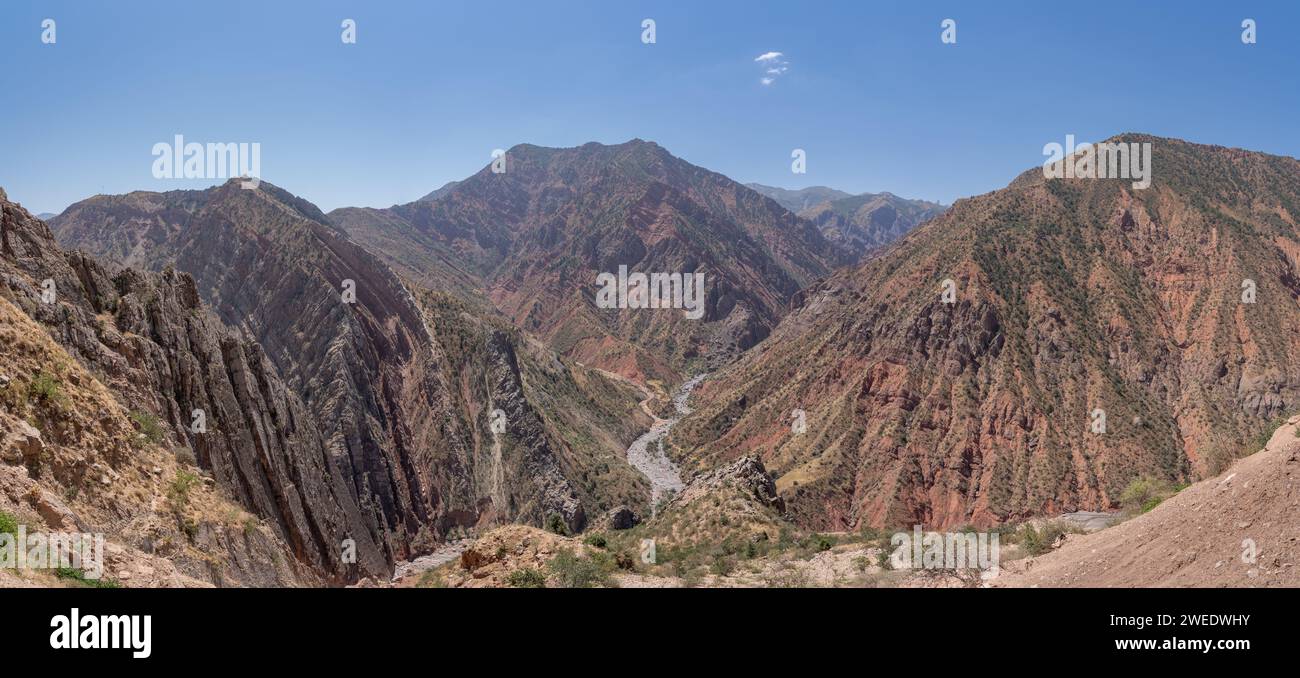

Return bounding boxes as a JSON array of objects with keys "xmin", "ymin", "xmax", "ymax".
[{"xmin": 1, "ymin": 1, "xmax": 1298, "ymax": 215}]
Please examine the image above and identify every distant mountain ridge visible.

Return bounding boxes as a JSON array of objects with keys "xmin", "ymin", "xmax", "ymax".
[
  {"xmin": 747, "ymin": 183, "xmax": 946, "ymax": 260},
  {"xmin": 744, "ymin": 184, "xmax": 852, "ymax": 213}
]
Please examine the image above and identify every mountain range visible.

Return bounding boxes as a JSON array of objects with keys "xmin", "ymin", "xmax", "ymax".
[
  {"xmin": 328, "ymin": 140, "xmax": 850, "ymax": 383},
  {"xmin": 747, "ymin": 184, "xmax": 946, "ymax": 260},
  {"xmin": 4, "ymin": 133, "xmax": 1298, "ymax": 587}
]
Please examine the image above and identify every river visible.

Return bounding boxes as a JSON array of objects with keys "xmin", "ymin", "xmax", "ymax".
[{"xmin": 624, "ymin": 373, "xmax": 706, "ymax": 515}]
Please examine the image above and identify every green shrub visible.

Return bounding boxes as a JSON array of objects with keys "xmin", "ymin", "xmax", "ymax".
[
  {"xmin": 1119, "ymin": 476, "xmax": 1159, "ymax": 511},
  {"xmin": 506, "ymin": 568, "xmax": 547, "ymax": 588},
  {"xmin": 55, "ymin": 567, "xmax": 122, "ymax": 589},
  {"xmin": 583, "ymin": 533, "xmax": 607, "ymax": 549},
  {"xmin": 1018, "ymin": 525, "xmax": 1049, "ymax": 556},
  {"xmin": 1017, "ymin": 521, "xmax": 1082, "ymax": 557},
  {"xmin": 544, "ymin": 513, "xmax": 568, "ymax": 536},
  {"xmin": 547, "ymin": 549, "xmax": 610, "ymax": 588},
  {"xmin": 167, "ymin": 470, "xmax": 200, "ymax": 511},
  {"xmin": 875, "ymin": 535, "xmax": 895, "ymax": 569},
  {"xmin": 808, "ymin": 533, "xmax": 834, "ymax": 553},
  {"xmin": 129, "ymin": 410, "xmax": 166, "ymax": 446},
  {"xmin": 0, "ymin": 510, "xmax": 19, "ymax": 538},
  {"xmin": 28, "ymin": 372, "xmax": 66, "ymax": 408}
]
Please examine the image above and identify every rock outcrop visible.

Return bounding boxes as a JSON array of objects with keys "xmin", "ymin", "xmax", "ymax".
[
  {"xmin": 674, "ymin": 455, "xmax": 785, "ymax": 513},
  {"xmin": 3, "ymin": 188, "xmax": 383, "ymax": 582}
]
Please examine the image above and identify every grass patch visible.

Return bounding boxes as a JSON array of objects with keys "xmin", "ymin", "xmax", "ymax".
[
  {"xmin": 547, "ymin": 548, "xmax": 614, "ymax": 588},
  {"xmin": 0, "ymin": 510, "xmax": 19, "ymax": 538},
  {"xmin": 55, "ymin": 567, "xmax": 122, "ymax": 589},
  {"xmin": 167, "ymin": 470, "xmax": 200, "ymax": 512},
  {"xmin": 129, "ymin": 410, "xmax": 166, "ymax": 446},
  {"xmin": 28, "ymin": 371, "xmax": 67, "ymax": 409}
]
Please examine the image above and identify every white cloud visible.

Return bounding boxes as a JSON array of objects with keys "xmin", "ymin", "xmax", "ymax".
[{"xmin": 754, "ymin": 51, "xmax": 790, "ymax": 85}]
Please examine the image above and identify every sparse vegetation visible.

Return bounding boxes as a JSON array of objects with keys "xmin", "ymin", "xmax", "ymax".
[
  {"xmin": 28, "ymin": 371, "xmax": 67, "ymax": 409},
  {"xmin": 416, "ymin": 570, "xmax": 447, "ymax": 588},
  {"xmin": 175, "ymin": 447, "xmax": 197, "ymax": 467},
  {"xmin": 167, "ymin": 470, "xmax": 200, "ymax": 512},
  {"xmin": 547, "ymin": 548, "xmax": 612, "ymax": 588},
  {"xmin": 805, "ymin": 533, "xmax": 835, "ymax": 553},
  {"xmin": 55, "ymin": 567, "xmax": 122, "ymax": 589},
  {"xmin": 544, "ymin": 513, "xmax": 568, "ymax": 536},
  {"xmin": 1118, "ymin": 475, "xmax": 1184, "ymax": 514},
  {"xmin": 130, "ymin": 410, "xmax": 166, "ymax": 446},
  {"xmin": 506, "ymin": 567, "xmax": 547, "ymax": 588},
  {"xmin": 763, "ymin": 566, "xmax": 811, "ymax": 588},
  {"xmin": 0, "ymin": 510, "xmax": 19, "ymax": 538},
  {"xmin": 1016, "ymin": 521, "xmax": 1083, "ymax": 557}
]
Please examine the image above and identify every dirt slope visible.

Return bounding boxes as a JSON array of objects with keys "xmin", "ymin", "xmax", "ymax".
[{"xmin": 995, "ymin": 414, "xmax": 1300, "ymax": 587}]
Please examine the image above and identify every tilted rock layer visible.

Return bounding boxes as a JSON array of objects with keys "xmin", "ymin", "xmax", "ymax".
[{"xmin": 49, "ymin": 180, "xmax": 647, "ymax": 571}]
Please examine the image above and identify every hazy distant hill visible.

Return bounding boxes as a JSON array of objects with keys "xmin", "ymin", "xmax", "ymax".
[{"xmin": 745, "ymin": 183, "xmax": 852, "ymax": 212}]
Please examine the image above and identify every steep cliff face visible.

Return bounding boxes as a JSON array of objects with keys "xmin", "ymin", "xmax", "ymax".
[
  {"xmin": 49, "ymin": 180, "xmax": 637, "ymax": 556},
  {"xmin": 672, "ymin": 135, "xmax": 1300, "ymax": 531},
  {"xmin": 329, "ymin": 141, "xmax": 848, "ymax": 383},
  {"xmin": 2, "ymin": 188, "xmax": 364, "ymax": 585},
  {"xmin": 404, "ymin": 289, "xmax": 653, "ymax": 531}
]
